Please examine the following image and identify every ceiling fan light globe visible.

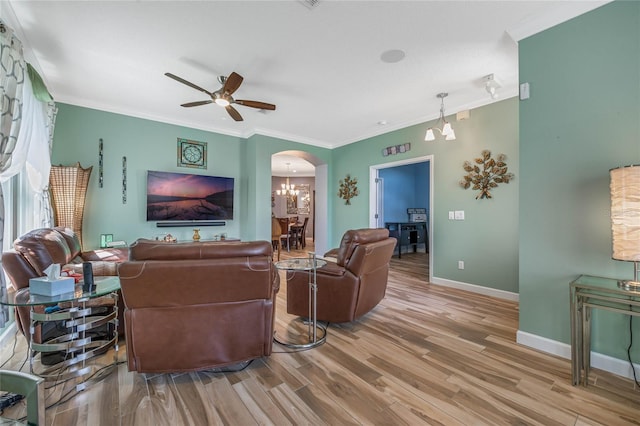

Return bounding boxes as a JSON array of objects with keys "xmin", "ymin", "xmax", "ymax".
[
  {"xmin": 215, "ymin": 98, "xmax": 230, "ymax": 107},
  {"xmin": 425, "ymin": 129, "xmax": 435, "ymax": 141}
]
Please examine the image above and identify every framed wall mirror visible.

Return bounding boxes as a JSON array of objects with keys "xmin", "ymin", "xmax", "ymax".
[{"xmin": 297, "ymin": 184, "xmax": 310, "ymax": 215}]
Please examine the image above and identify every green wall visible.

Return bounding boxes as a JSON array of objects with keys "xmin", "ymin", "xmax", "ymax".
[
  {"xmin": 332, "ymin": 98, "xmax": 519, "ymax": 292},
  {"xmin": 519, "ymin": 1, "xmax": 640, "ymax": 359},
  {"xmin": 53, "ymin": 97, "xmax": 518, "ymax": 293},
  {"xmin": 51, "ymin": 104, "xmax": 331, "ymax": 248}
]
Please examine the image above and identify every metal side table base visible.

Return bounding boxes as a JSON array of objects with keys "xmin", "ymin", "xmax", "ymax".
[{"xmin": 274, "ymin": 253, "xmax": 327, "ymax": 350}]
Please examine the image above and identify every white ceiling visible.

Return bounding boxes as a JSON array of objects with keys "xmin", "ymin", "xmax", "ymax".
[{"xmin": 5, "ymin": 0, "xmax": 609, "ymax": 177}]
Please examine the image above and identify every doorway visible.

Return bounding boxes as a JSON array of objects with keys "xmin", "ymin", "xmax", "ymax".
[
  {"xmin": 369, "ymin": 155, "xmax": 433, "ymax": 283},
  {"xmin": 271, "ymin": 151, "xmax": 329, "ymax": 255}
]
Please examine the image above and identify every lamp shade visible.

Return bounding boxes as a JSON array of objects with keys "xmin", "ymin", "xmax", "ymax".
[
  {"xmin": 610, "ymin": 165, "xmax": 640, "ymax": 261},
  {"xmin": 424, "ymin": 129, "xmax": 435, "ymax": 141}
]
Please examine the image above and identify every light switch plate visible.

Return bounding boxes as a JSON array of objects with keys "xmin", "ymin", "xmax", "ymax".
[
  {"xmin": 520, "ymin": 82, "xmax": 530, "ymax": 100},
  {"xmin": 454, "ymin": 210, "xmax": 465, "ymax": 220},
  {"xmin": 448, "ymin": 211, "xmax": 455, "ymax": 220}
]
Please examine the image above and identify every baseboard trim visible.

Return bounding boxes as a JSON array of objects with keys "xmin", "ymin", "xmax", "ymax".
[
  {"xmin": 516, "ymin": 330, "xmax": 640, "ymax": 381},
  {"xmin": 431, "ymin": 276, "xmax": 519, "ymax": 302}
]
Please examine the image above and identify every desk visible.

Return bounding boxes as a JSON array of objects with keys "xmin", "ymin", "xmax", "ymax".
[
  {"xmin": 570, "ymin": 274, "xmax": 640, "ymax": 386},
  {"xmin": 274, "ymin": 253, "xmax": 327, "ymax": 349},
  {"xmin": 385, "ymin": 222, "xmax": 427, "ymax": 258},
  {"xmin": 1, "ymin": 276, "xmax": 120, "ymax": 390}
]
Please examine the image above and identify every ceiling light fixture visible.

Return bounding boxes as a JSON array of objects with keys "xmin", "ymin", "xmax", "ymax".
[
  {"xmin": 425, "ymin": 92, "xmax": 456, "ymax": 141},
  {"xmin": 483, "ymin": 73, "xmax": 502, "ymax": 99},
  {"xmin": 276, "ymin": 163, "xmax": 299, "ymax": 197},
  {"xmin": 214, "ymin": 95, "xmax": 230, "ymax": 107}
]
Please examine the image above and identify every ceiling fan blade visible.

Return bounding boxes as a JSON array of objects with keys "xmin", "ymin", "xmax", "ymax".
[
  {"xmin": 225, "ymin": 105, "xmax": 243, "ymax": 121},
  {"xmin": 181, "ymin": 100, "xmax": 213, "ymax": 107},
  {"xmin": 235, "ymin": 100, "xmax": 276, "ymax": 110},
  {"xmin": 165, "ymin": 72, "xmax": 211, "ymax": 95},
  {"xmin": 223, "ymin": 72, "xmax": 244, "ymax": 95}
]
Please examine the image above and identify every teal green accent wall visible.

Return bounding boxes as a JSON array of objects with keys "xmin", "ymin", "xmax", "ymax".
[
  {"xmin": 51, "ymin": 104, "xmax": 331, "ymax": 248},
  {"xmin": 519, "ymin": 1, "xmax": 640, "ymax": 360},
  {"xmin": 332, "ymin": 98, "xmax": 519, "ymax": 292}
]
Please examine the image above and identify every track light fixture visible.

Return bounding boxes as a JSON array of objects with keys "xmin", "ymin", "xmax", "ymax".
[
  {"xmin": 484, "ymin": 73, "xmax": 502, "ymax": 99},
  {"xmin": 425, "ymin": 92, "xmax": 456, "ymax": 141}
]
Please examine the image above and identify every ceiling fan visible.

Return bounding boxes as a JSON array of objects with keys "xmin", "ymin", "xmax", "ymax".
[{"xmin": 165, "ymin": 71, "xmax": 276, "ymax": 121}]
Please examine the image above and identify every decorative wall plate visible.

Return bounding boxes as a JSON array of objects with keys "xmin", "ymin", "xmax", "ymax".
[{"xmin": 177, "ymin": 138, "xmax": 207, "ymax": 169}]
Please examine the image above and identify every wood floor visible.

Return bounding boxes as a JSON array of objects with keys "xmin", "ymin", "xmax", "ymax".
[{"xmin": 1, "ymin": 241, "xmax": 639, "ymax": 425}]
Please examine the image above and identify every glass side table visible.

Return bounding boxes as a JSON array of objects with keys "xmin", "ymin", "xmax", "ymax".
[
  {"xmin": 570, "ymin": 274, "xmax": 640, "ymax": 386},
  {"xmin": 1, "ymin": 276, "xmax": 120, "ymax": 391},
  {"xmin": 274, "ymin": 252, "xmax": 327, "ymax": 349}
]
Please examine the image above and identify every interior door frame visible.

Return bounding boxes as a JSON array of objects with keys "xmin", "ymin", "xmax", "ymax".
[{"xmin": 369, "ymin": 155, "xmax": 434, "ymax": 283}]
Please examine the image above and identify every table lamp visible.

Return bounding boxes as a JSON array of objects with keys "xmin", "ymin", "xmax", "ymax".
[{"xmin": 610, "ymin": 164, "xmax": 640, "ymax": 290}]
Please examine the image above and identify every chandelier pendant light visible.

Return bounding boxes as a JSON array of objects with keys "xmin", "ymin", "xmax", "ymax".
[
  {"xmin": 425, "ymin": 92, "xmax": 456, "ymax": 141},
  {"xmin": 276, "ymin": 163, "xmax": 299, "ymax": 196}
]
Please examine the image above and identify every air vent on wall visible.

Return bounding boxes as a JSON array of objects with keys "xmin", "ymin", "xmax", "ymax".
[{"xmin": 299, "ymin": 0, "xmax": 320, "ymax": 9}]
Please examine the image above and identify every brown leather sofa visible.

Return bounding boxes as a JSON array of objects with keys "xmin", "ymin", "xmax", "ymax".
[
  {"xmin": 2, "ymin": 227, "xmax": 128, "ymax": 342},
  {"xmin": 287, "ymin": 228, "xmax": 396, "ymax": 323},
  {"xmin": 118, "ymin": 239, "xmax": 280, "ymax": 374}
]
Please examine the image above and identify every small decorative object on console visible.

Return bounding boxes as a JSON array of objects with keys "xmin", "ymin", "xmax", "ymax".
[
  {"xmin": 460, "ymin": 149, "xmax": 514, "ymax": 199},
  {"xmin": 192, "ymin": 229, "xmax": 201, "ymax": 241}
]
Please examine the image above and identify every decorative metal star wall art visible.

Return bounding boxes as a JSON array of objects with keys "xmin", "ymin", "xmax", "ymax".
[{"xmin": 460, "ymin": 150, "xmax": 514, "ymax": 199}]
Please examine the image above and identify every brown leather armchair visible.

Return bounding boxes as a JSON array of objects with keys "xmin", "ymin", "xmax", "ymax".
[
  {"xmin": 2, "ymin": 227, "xmax": 128, "ymax": 342},
  {"xmin": 286, "ymin": 228, "xmax": 396, "ymax": 323},
  {"xmin": 118, "ymin": 239, "xmax": 280, "ymax": 374}
]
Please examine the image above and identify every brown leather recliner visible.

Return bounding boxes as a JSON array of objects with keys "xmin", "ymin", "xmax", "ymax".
[
  {"xmin": 118, "ymin": 239, "xmax": 280, "ymax": 374},
  {"xmin": 2, "ymin": 227, "xmax": 129, "ymax": 342},
  {"xmin": 287, "ymin": 228, "xmax": 396, "ymax": 323}
]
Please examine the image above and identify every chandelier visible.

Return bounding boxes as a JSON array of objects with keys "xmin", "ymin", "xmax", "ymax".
[
  {"xmin": 424, "ymin": 92, "xmax": 456, "ymax": 141},
  {"xmin": 276, "ymin": 163, "xmax": 299, "ymax": 196}
]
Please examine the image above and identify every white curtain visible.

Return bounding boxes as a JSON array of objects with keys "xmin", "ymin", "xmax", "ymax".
[
  {"xmin": 21, "ymin": 74, "xmax": 55, "ymax": 229},
  {"xmin": 0, "ymin": 21, "xmax": 26, "ymax": 327}
]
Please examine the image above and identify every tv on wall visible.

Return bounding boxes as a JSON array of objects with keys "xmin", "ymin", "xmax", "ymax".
[{"xmin": 146, "ymin": 170, "xmax": 234, "ymax": 221}]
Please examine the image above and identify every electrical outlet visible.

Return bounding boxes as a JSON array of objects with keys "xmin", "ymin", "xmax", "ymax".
[{"xmin": 458, "ymin": 260, "xmax": 464, "ymax": 270}]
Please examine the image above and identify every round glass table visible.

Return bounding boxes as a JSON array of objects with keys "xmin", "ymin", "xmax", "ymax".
[{"xmin": 274, "ymin": 253, "xmax": 327, "ymax": 349}]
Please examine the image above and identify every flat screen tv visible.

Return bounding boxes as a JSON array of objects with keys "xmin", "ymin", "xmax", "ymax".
[{"xmin": 146, "ymin": 170, "xmax": 234, "ymax": 221}]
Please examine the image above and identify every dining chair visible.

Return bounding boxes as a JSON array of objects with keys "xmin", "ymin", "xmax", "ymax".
[
  {"xmin": 277, "ymin": 218, "xmax": 290, "ymax": 252},
  {"xmin": 297, "ymin": 217, "xmax": 309, "ymax": 249},
  {"xmin": 271, "ymin": 217, "xmax": 282, "ymax": 261}
]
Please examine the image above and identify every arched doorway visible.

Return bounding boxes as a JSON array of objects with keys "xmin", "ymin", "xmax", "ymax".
[{"xmin": 272, "ymin": 150, "xmax": 329, "ymax": 254}]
